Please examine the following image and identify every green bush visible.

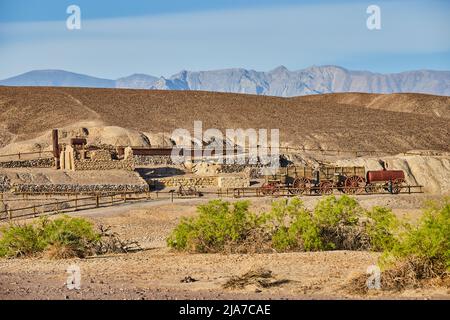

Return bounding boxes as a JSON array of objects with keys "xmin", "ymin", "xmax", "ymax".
[
  {"xmin": 348, "ymin": 199, "xmax": 450, "ymax": 293},
  {"xmin": 167, "ymin": 200, "xmax": 258, "ymax": 252},
  {"xmin": 40, "ymin": 216, "xmax": 100, "ymax": 258},
  {"xmin": 0, "ymin": 215, "xmax": 101, "ymax": 258},
  {"xmin": 313, "ymin": 195, "xmax": 362, "ymax": 227},
  {"xmin": 382, "ymin": 199, "xmax": 450, "ymax": 271},
  {"xmin": 167, "ymin": 196, "xmax": 367, "ymax": 253},
  {"xmin": 0, "ymin": 224, "xmax": 46, "ymax": 258},
  {"xmin": 167, "ymin": 196, "xmax": 450, "ymax": 268},
  {"xmin": 265, "ymin": 198, "xmax": 323, "ymax": 251},
  {"xmin": 364, "ymin": 206, "xmax": 400, "ymax": 252}
]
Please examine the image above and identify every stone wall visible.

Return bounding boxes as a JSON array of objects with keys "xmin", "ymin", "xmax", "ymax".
[
  {"xmin": 149, "ymin": 176, "xmax": 217, "ymax": 189},
  {"xmin": 218, "ymin": 165, "xmax": 262, "ymax": 178},
  {"xmin": 217, "ymin": 176, "xmax": 251, "ymax": 188},
  {"xmin": 89, "ymin": 149, "xmax": 112, "ymax": 161},
  {"xmin": 12, "ymin": 183, "xmax": 149, "ymax": 194},
  {"xmin": 60, "ymin": 145, "xmax": 134, "ymax": 171},
  {"xmin": 0, "ymin": 158, "xmax": 54, "ymax": 169},
  {"xmin": 134, "ymin": 155, "xmax": 174, "ymax": 166},
  {"xmin": 73, "ymin": 159, "xmax": 134, "ymax": 171},
  {"xmin": 0, "ymin": 175, "xmax": 11, "ymax": 192},
  {"xmin": 149, "ymin": 174, "xmax": 250, "ymax": 189}
]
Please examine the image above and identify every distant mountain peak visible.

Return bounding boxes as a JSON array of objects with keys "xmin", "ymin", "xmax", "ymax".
[
  {"xmin": 0, "ymin": 66, "xmax": 449, "ymax": 96},
  {"xmin": 270, "ymin": 65, "xmax": 289, "ymax": 73},
  {"xmin": 0, "ymin": 69, "xmax": 115, "ymax": 88}
]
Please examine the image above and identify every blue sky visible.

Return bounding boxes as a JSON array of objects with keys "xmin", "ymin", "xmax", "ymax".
[{"xmin": 0, "ymin": 0, "xmax": 449, "ymax": 79}]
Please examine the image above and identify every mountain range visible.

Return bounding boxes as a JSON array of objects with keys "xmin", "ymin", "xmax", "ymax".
[{"xmin": 1, "ymin": 66, "xmax": 449, "ymax": 97}]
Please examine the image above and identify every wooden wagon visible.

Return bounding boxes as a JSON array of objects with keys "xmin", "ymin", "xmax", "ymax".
[{"xmin": 261, "ymin": 165, "xmax": 377, "ymax": 195}]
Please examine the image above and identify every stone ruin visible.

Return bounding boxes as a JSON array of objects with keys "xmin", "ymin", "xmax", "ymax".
[{"xmin": 59, "ymin": 145, "xmax": 134, "ymax": 171}]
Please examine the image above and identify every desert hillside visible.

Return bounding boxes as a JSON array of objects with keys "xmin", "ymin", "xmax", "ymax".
[{"xmin": 0, "ymin": 86, "xmax": 449, "ymax": 153}]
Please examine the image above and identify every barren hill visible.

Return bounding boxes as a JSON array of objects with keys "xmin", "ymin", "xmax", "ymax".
[{"xmin": 0, "ymin": 86, "xmax": 449, "ymax": 153}]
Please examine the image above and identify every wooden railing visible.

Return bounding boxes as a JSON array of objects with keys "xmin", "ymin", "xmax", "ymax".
[
  {"xmin": 121, "ymin": 145, "xmax": 395, "ymax": 158},
  {"xmin": 0, "ymin": 190, "xmax": 204, "ymax": 222},
  {"xmin": 0, "ymin": 183, "xmax": 425, "ymax": 222},
  {"xmin": 0, "ymin": 150, "xmax": 53, "ymax": 161}
]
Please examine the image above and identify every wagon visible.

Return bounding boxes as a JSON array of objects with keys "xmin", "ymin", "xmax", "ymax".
[
  {"xmin": 260, "ymin": 174, "xmax": 288, "ymax": 195},
  {"xmin": 286, "ymin": 166, "xmax": 367, "ymax": 195},
  {"xmin": 261, "ymin": 165, "xmax": 406, "ymax": 195}
]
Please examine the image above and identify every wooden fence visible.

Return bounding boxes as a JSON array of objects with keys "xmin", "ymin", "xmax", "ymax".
[
  {"xmin": 0, "ymin": 182, "xmax": 425, "ymax": 222},
  {"xmin": 0, "ymin": 150, "xmax": 53, "ymax": 161},
  {"xmin": 0, "ymin": 190, "xmax": 201, "ymax": 222},
  {"xmin": 216, "ymin": 185, "xmax": 424, "ymax": 198},
  {"xmin": 121, "ymin": 145, "xmax": 390, "ymax": 157}
]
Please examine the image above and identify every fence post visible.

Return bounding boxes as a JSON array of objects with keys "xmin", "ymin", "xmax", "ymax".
[
  {"xmin": 33, "ymin": 205, "xmax": 36, "ymax": 217},
  {"xmin": 96, "ymin": 195, "xmax": 100, "ymax": 208},
  {"xmin": 74, "ymin": 194, "xmax": 78, "ymax": 211}
]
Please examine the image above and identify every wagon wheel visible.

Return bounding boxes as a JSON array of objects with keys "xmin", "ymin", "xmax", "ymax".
[
  {"xmin": 187, "ymin": 186, "xmax": 197, "ymax": 196},
  {"xmin": 319, "ymin": 180, "xmax": 334, "ymax": 195},
  {"xmin": 364, "ymin": 183, "xmax": 381, "ymax": 194},
  {"xmin": 292, "ymin": 177, "xmax": 312, "ymax": 195},
  {"xmin": 261, "ymin": 182, "xmax": 276, "ymax": 196},
  {"xmin": 343, "ymin": 175, "xmax": 365, "ymax": 194},
  {"xmin": 390, "ymin": 178, "xmax": 405, "ymax": 194},
  {"xmin": 178, "ymin": 185, "xmax": 186, "ymax": 196}
]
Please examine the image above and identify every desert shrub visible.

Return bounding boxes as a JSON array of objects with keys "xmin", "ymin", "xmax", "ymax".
[
  {"xmin": 0, "ymin": 215, "xmax": 134, "ymax": 259},
  {"xmin": 39, "ymin": 216, "xmax": 100, "ymax": 258},
  {"xmin": 363, "ymin": 206, "xmax": 400, "ymax": 252},
  {"xmin": 312, "ymin": 195, "xmax": 371, "ymax": 250},
  {"xmin": 382, "ymin": 199, "xmax": 450, "ymax": 271},
  {"xmin": 168, "ymin": 196, "xmax": 400, "ymax": 253},
  {"xmin": 347, "ymin": 199, "xmax": 450, "ymax": 293},
  {"xmin": 313, "ymin": 195, "xmax": 362, "ymax": 227},
  {"xmin": 0, "ymin": 223, "xmax": 46, "ymax": 258},
  {"xmin": 167, "ymin": 200, "xmax": 259, "ymax": 252},
  {"xmin": 266, "ymin": 198, "xmax": 323, "ymax": 251},
  {"xmin": 168, "ymin": 196, "xmax": 373, "ymax": 253}
]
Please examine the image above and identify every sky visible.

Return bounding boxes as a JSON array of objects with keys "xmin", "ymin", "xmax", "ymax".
[{"xmin": 0, "ymin": 0, "xmax": 449, "ymax": 79}]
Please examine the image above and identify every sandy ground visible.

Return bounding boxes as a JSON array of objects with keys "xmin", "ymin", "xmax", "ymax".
[{"xmin": 1, "ymin": 194, "xmax": 449, "ymax": 300}]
